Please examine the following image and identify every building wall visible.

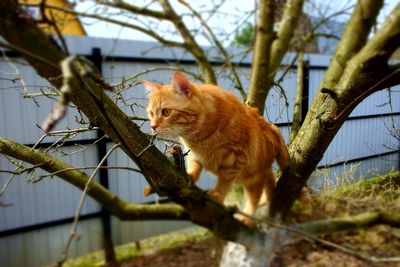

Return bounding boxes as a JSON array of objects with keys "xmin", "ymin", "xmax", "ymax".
[
  {"xmin": 0, "ymin": 36, "xmax": 399, "ymax": 267},
  {"xmin": 18, "ymin": 0, "xmax": 86, "ymax": 36}
]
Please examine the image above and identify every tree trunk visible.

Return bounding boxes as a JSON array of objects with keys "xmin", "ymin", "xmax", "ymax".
[
  {"xmin": 247, "ymin": 0, "xmax": 305, "ymax": 113},
  {"xmin": 246, "ymin": 0, "xmax": 275, "ymax": 112},
  {"xmin": 0, "ymin": 0, "xmax": 263, "ymax": 245},
  {"xmin": 289, "ymin": 52, "xmax": 304, "ymax": 143},
  {"xmin": 269, "ymin": 2, "xmax": 400, "ymax": 220}
]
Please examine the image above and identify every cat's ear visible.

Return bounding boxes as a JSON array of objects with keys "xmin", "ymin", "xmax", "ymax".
[
  {"xmin": 141, "ymin": 80, "xmax": 160, "ymax": 94},
  {"xmin": 172, "ymin": 71, "xmax": 192, "ymax": 99}
]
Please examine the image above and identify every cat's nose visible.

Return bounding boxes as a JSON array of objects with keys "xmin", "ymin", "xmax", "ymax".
[{"xmin": 151, "ymin": 125, "xmax": 158, "ymax": 131}]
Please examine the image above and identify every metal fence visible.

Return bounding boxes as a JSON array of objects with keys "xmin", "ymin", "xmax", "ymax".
[{"xmin": 0, "ymin": 36, "xmax": 399, "ymax": 267}]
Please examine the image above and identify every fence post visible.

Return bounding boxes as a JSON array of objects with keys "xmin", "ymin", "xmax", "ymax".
[
  {"xmin": 301, "ymin": 60, "xmax": 310, "ymax": 123},
  {"xmin": 90, "ymin": 47, "xmax": 117, "ymax": 264}
]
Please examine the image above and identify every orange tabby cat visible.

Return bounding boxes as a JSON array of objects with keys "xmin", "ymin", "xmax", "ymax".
[{"xmin": 142, "ymin": 71, "xmax": 290, "ymax": 225}]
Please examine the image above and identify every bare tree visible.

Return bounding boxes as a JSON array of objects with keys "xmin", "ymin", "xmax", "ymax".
[{"xmin": 0, "ymin": 0, "xmax": 399, "ymax": 265}]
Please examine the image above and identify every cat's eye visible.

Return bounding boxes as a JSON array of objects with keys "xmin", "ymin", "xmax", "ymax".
[{"xmin": 162, "ymin": 108, "xmax": 171, "ymax": 117}]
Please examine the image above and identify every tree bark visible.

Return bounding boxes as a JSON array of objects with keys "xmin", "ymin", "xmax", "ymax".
[
  {"xmin": 289, "ymin": 52, "xmax": 304, "ymax": 143},
  {"xmin": 0, "ymin": 0, "xmax": 260, "ymax": 245},
  {"xmin": 320, "ymin": 0, "xmax": 384, "ymax": 91},
  {"xmin": 247, "ymin": 0, "xmax": 305, "ymax": 113},
  {"xmin": 0, "ymin": 137, "xmax": 188, "ymax": 221},
  {"xmin": 246, "ymin": 0, "xmax": 275, "ymax": 112},
  {"xmin": 269, "ymin": 2, "xmax": 400, "ymax": 220},
  {"xmin": 159, "ymin": 0, "xmax": 217, "ymax": 84},
  {"xmin": 1, "ymin": 0, "xmax": 400, "ymax": 250},
  {"xmin": 269, "ymin": 0, "xmax": 305, "ymax": 76}
]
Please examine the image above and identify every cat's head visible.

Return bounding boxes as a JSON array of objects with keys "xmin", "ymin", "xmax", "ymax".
[{"xmin": 141, "ymin": 72, "xmax": 202, "ymax": 138}]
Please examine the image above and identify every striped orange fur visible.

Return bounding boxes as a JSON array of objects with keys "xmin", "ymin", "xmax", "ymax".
[{"xmin": 142, "ymin": 72, "xmax": 290, "ymax": 226}]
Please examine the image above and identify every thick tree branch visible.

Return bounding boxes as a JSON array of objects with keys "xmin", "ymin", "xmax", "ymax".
[
  {"xmin": 158, "ymin": 0, "xmax": 217, "ymax": 84},
  {"xmin": 289, "ymin": 52, "xmax": 304, "ymax": 143},
  {"xmin": 295, "ymin": 210, "xmax": 400, "ymax": 235},
  {"xmin": 2, "ymin": 2, "xmax": 400, "ymax": 256},
  {"xmin": 37, "ymin": 4, "xmax": 184, "ymax": 47},
  {"xmin": 0, "ymin": 0, "xmax": 259, "ymax": 245},
  {"xmin": 247, "ymin": 0, "xmax": 305, "ymax": 113},
  {"xmin": 98, "ymin": 0, "xmax": 168, "ymax": 20},
  {"xmin": 269, "ymin": 2, "xmax": 400, "ymax": 221},
  {"xmin": 320, "ymin": 0, "xmax": 383, "ymax": 92},
  {"xmin": 177, "ymin": 0, "xmax": 246, "ymax": 99},
  {"xmin": 0, "ymin": 137, "xmax": 187, "ymax": 221},
  {"xmin": 246, "ymin": 0, "xmax": 275, "ymax": 112},
  {"xmin": 269, "ymin": 0, "xmax": 305, "ymax": 76},
  {"xmin": 337, "ymin": 3, "xmax": 400, "ymax": 99}
]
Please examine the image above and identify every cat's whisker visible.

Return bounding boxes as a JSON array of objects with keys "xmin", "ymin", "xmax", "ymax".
[{"xmin": 155, "ymin": 128, "xmax": 179, "ymax": 142}]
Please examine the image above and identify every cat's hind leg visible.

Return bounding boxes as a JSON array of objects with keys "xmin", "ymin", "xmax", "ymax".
[
  {"xmin": 235, "ymin": 178, "xmax": 264, "ymax": 227},
  {"xmin": 207, "ymin": 176, "xmax": 233, "ymax": 204},
  {"xmin": 258, "ymin": 168, "xmax": 276, "ymax": 206}
]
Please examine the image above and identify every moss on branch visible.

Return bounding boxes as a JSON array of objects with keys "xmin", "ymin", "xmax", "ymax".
[
  {"xmin": 320, "ymin": 0, "xmax": 384, "ymax": 92},
  {"xmin": 270, "ymin": 2, "xmax": 400, "ymax": 221},
  {"xmin": 296, "ymin": 210, "xmax": 400, "ymax": 235}
]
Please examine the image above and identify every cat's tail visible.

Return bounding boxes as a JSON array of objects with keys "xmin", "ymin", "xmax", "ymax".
[
  {"xmin": 271, "ymin": 125, "xmax": 290, "ymax": 171},
  {"xmin": 270, "ymin": 124, "xmax": 312, "ymax": 204}
]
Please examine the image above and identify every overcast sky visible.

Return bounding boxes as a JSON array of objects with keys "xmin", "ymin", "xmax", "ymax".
[{"xmin": 74, "ymin": 0, "xmax": 398, "ymax": 43}]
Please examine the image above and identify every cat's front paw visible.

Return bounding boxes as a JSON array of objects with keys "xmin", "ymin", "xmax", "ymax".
[
  {"xmin": 206, "ymin": 189, "xmax": 224, "ymax": 204},
  {"xmin": 234, "ymin": 213, "xmax": 256, "ymax": 228},
  {"xmin": 187, "ymin": 172, "xmax": 199, "ymax": 182}
]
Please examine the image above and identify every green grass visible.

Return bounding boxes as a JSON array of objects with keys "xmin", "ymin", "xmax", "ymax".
[
  {"xmin": 63, "ymin": 171, "xmax": 400, "ymax": 267},
  {"xmin": 62, "ymin": 227, "xmax": 211, "ymax": 267}
]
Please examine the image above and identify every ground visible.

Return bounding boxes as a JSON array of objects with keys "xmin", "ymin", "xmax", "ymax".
[
  {"xmin": 121, "ymin": 228, "xmax": 400, "ymax": 267},
  {"xmin": 121, "ymin": 238, "xmax": 222, "ymax": 267},
  {"xmin": 65, "ymin": 171, "xmax": 400, "ymax": 267},
  {"xmin": 122, "ymin": 171, "xmax": 400, "ymax": 267}
]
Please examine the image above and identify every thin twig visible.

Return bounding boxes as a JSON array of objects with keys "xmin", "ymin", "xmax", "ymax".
[
  {"xmin": 45, "ymin": 127, "xmax": 98, "ymax": 136},
  {"xmin": 0, "ymin": 40, "xmax": 60, "ymax": 69},
  {"xmin": 33, "ymin": 3, "xmax": 184, "ymax": 47},
  {"xmin": 137, "ymin": 134, "xmax": 157, "ymax": 157},
  {"xmin": 0, "ymin": 174, "xmax": 16, "ymax": 198},
  {"xmin": 31, "ymin": 165, "xmax": 142, "ymax": 183},
  {"xmin": 158, "ymin": 0, "xmax": 217, "ymax": 84},
  {"xmin": 112, "ymin": 66, "xmax": 203, "ymax": 93},
  {"xmin": 55, "ymin": 143, "xmax": 120, "ymax": 267},
  {"xmin": 326, "ymin": 68, "xmax": 400, "ymax": 127},
  {"xmin": 177, "ymin": 0, "xmax": 246, "ymax": 99},
  {"xmin": 22, "ymin": 91, "xmax": 59, "ymax": 98},
  {"xmin": 0, "ymin": 161, "xmax": 45, "ymax": 206}
]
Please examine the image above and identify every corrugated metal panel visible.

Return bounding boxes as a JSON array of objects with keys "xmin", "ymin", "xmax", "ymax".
[
  {"xmin": 351, "ymin": 87, "xmax": 400, "ymax": 116},
  {"xmin": 0, "ymin": 37, "xmax": 398, "ymax": 267},
  {"xmin": 0, "ymin": 59, "xmax": 97, "ymax": 145},
  {"xmin": 320, "ymin": 115, "xmax": 400, "ymax": 166},
  {"xmin": 0, "ymin": 146, "xmax": 100, "ymax": 231},
  {"xmin": 0, "ymin": 219, "xmax": 102, "ymax": 267},
  {"xmin": 265, "ymin": 69, "xmax": 298, "ymax": 124},
  {"xmin": 310, "ymin": 153, "xmax": 398, "ymax": 191},
  {"xmin": 308, "ymin": 70, "xmax": 400, "ymax": 117}
]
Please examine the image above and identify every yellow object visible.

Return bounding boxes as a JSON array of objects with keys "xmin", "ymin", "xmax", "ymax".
[{"xmin": 19, "ymin": 0, "xmax": 86, "ymax": 35}]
